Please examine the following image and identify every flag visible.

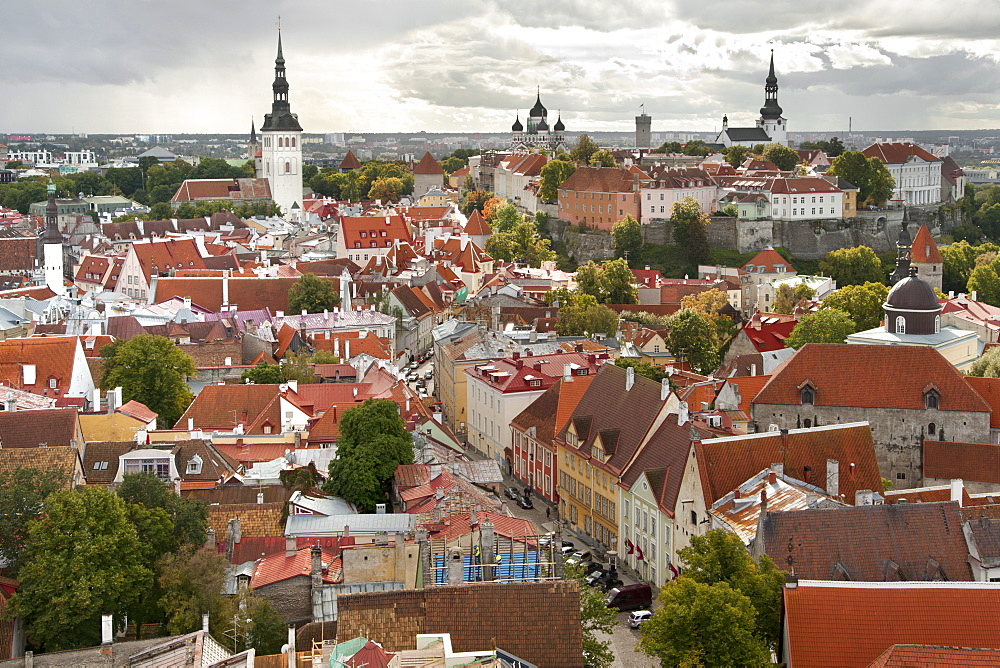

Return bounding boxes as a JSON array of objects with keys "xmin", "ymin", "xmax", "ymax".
[
  {"xmin": 625, "ymin": 539, "xmax": 634, "ymax": 555},
  {"xmin": 668, "ymin": 563, "xmax": 679, "ymax": 580},
  {"xmin": 636, "ymin": 545, "xmax": 645, "ymax": 561}
]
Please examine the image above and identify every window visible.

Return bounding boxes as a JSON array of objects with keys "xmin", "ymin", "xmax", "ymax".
[
  {"xmin": 895, "ymin": 316, "xmax": 906, "ymax": 334},
  {"xmin": 48, "ymin": 378, "xmax": 57, "ymax": 389},
  {"xmin": 928, "ymin": 422, "xmax": 936, "ymax": 435},
  {"xmin": 925, "ymin": 390, "xmax": 940, "ymax": 410},
  {"xmin": 801, "ymin": 386, "xmax": 815, "ymax": 405},
  {"xmin": 690, "ymin": 510, "xmax": 697, "ymax": 525},
  {"xmin": 935, "ymin": 315, "xmax": 941, "ymax": 333}
]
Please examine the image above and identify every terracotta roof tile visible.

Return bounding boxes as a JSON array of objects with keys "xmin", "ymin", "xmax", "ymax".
[
  {"xmin": 0, "ymin": 446, "xmax": 79, "ymax": 487},
  {"xmin": 782, "ymin": 581, "xmax": 1000, "ymax": 668},
  {"xmin": 412, "ymin": 152, "xmax": 444, "ymax": 175},
  {"xmin": 862, "ymin": 142, "xmax": 942, "ymax": 164},
  {"xmin": 559, "ymin": 166, "xmax": 637, "ymax": 194},
  {"xmin": 250, "ymin": 546, "xmax": 342, "ymax": 588},
  {"xmin": 924, "ymin": 439, "xmax": 1000, "ymax": 484},
  {"xmin": 0, "ymin": 407, "xmax": 81, "ymax": 449},
  {"xmin": 762, "ymin": 501, "xmax": 972, "ymax": 581},
  {"xmin": 340, "ymin": 150, "xmax": 362, "ymax": 170},
  {"xmin": 0, "ymin": 336, "xmax": 83, "ymax": 397},
  {"xmin": 207, "ymin": 502, "xmax": 285, "ymax": 539},
  {"xmin": 744, "ymin": 248, "xmax": 794, "ymax": 273},
  {"xmin": 910, "ymin": 225, "xmax": 943, "ymax": 263},
  {"xmin": 696, "ymin": 423, "xmax": 882, "ymax": 507},
  {"xmin": 869, "ymin": 644, "xmax": 1000, "ymax": 668},
  {"xmin": 754, "ymin": 344, "xmax": 991, "ymax": 412}
]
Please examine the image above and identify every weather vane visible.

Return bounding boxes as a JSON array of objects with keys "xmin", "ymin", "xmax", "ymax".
[{"xmin": 276, "ymin": 15, "xmax": 281, "ymax": 30}]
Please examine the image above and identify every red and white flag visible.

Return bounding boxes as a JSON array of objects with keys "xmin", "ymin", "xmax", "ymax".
[
  {"xmin": 636, "ymin": 545, "xmax": 645, "ymax": 561},
  {"xmin": 625, "ymin": 539, "xmax": 635, "ymax": 555}
]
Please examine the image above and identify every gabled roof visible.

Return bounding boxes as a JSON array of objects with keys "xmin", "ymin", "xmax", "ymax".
[
  {"xmin": 340, "ymin": 215, "xmax": 412, "ymax": 251},
  {"xmin": 178, "ymin": 384, "xmax": 310, "ymax": 434},
  {"xmin": 739, "ymin": 316, "xmax": 797, "ymax": 352},
  {"xmin": 762, "ymin": 501, "xmax": 971, "ymax": 582},
  {"xmin": 171, "ymin": 178, "xmax": 272, "ymax": 203},
  {"xmin": 82, "ymin": 441, "xmax": 136, "ymax": 484},
  {"xmin": 782, "ymin": 580, "xmax": 1000, "ymax": 668},
  {"xmin": 558, "ymin": 166, "xmax": 637, "ymax": 194},
  {"xmin": 619, "ymin": 414, "xmax": 699, "ymax": 517},
  {"xmin": 754, "ymin": 344, "xmax": 991, "ymax": 412},
  {"xmin": 0, "ymin": 446, "xmax": 79, "ymax": 487},
  {"xmin": 910, "ymin": 225, "xmax": 943, "ymax": 263},
  {"xmin": 463, "ymin": 209, "xmax": 491, "ymax": 236},
  {"xmin": 510, "ymin": 375, "xmax": 594, "ymax": 446},
  {"xmin": 250, "ymin": 546, "xmax": 342, "ymax": 588},
  {"xmin": 869, "ymin": 644, "xmax": 1000, "ymax": 668},
  {"xmin": 695, "ymin": 423, "xmax": 882, "ymax": 507},
  {"xmin": 725, "ymin": 374, "xmax": 772, "ymax": 416},
  {"xmin": 744, "ymin": 248, "xmax": 794, "ymax": 273},
  {"xmin": 0, "ymin": 336, "xmax": 84, "ymax": 397},
  {"xmin": 862, "ymin": 142, "xmax": 941, "ymax": 164},
  {"xmin": 412, "ymin": 152, "xmax": 444, "ymax": 175},
  {"xmin": 924, "ymin": 439, "xmax": 1000, "ymax": 484},
  {"xmin": 0, "ymin": 407, "xmax": 80, "ymax": 448},
  {"xmin": 721, "ymin": 127, "xmax": 771, "ymax": 142},
  {"xmin": 340, "ymin": 150, "xmax": 362, "ymax": 170},
  {"xmin": 967, "ymin": 377, "xmax": 1000, "ymax": 429},
  {"xmin": 117, "ymin": 399, "xmax": 157, "ymax": 424}
]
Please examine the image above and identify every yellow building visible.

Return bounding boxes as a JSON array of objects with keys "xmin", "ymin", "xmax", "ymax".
[{"xmin": 434, "ymin": 326, "xmax": 508, "ymax": 439}]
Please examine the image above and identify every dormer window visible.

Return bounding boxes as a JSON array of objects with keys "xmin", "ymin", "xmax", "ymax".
[
  {"xmin": 800, "ymin": 383, "xmax": 815, "ymax": 405},
  {"xmin": 187, "ymin": 454, "xmax": 203, "ymax": 475},
  {"xmin": 925, "ymin": 389, "xmax": 940, "ymax": 410}
]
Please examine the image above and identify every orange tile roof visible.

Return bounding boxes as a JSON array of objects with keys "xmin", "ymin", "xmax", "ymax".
[
  {"xmin": 117, "ymin": 399, "xmax": 157, "ymax": 423},
  {"xmin": 412, "ymin": 152, "xmax": 444, "ymax": 175},
  {"xmin": 968, "ymin": 377, "xmax": 1000, "ymax": 429},
  {"xmin": 869, "ymin": 644, "xmax": 1000, "ymax": 667},
  {"xmin": 782, "ymin": 581, "xmax": 1000, "ymax": 668},
  {"xmin": 910, "ymin": 225, "xmax": 943, "ymax": 263},
  {"xmin": 744, "ymin": 248, "xmax": 794, "ymax": 273},
  {"xmin": 726, "ymin": 375, "xmax": 771, "ymax": 416},
  {"xmin": 429, "ymin": 511, "xmax": 536, "ymax": 543},
  {"xmin": 130, "ymin": 238, "xmax": 206, "ymax": 279},
  {"xmin": 0, "ymin": 336, "xmax": 81, "ymax": 397},
  {"xmin": 341, "ymin": 215, "xmax": 412, "ymax": 252},
  {"xmin": 463, "ymin": 209, "xmax": 491, "ymax": 236},
  {"xmin": 250, "ymin": 546, "xmax": 342, "ymax": 588},
  {"xmin": 924, "ymin": 439, "xmax": 1000, "ymax": 484},
  {"xmin": 340, "ymin": 150, "xmax": 362, "ymax": 170},
  {"xmin": 862, "ymin": 142, "xmax": 941, "ymax": 165},
  {"xmin": 695, "ymin": 423, "xmax": 882, "ymax": 506},
  {"xmin": 754, "ymin": 344, "xmax": 991, "ymax": 412},
  {"xmin": 171, "ymin": 178, "xmax": 272, "ymax": 203},
  {"xmin": 559, "ymin": 166, "xmax": 637, "ymax": 194},
  {"xmin": 178, "ymin": 384, "xmax": 310, "ymax": 434}
]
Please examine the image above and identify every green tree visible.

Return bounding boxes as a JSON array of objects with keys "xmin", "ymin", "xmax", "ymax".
[
  {"xmin": 538, "ymin": 160, "xmax": 576, "ymax": 203},
  {"xmin": 601, "ymin": 258, "xmax": 639, "ymax": 304},
  {"xmin": 105, "ymin": 167, "xmax": 144, "ymax": 197},
  {"xmin": 640, "ymin": 577, "xmax": 770, "ymax": 667},
  {"xmin": 679, "ymin": 529, "xmax": 785, "ymax": 649},
  {"xmin": 785, "ymin": 308, "xmax": 857, "ymax": 349},
  {"xmin": 440, "ymin": 156, "xmax": 465, "ymax": 174},
  {"xmin": 655, "ymin": 141, "xmax": 682, "ymax": 153},
  {"xmin": 723, "ymin": 145, "xmax": 754, "ymax": 168},
  {"xmin": 462, "ymin": 174, "xmax": 475, "ymax": 193},
  {"xmin": 116, "ymin": 472, "xmax": 208, "ymax": 550},
  {"xmin": 485, "ymin": 221, "xmax": 556, "ymax": 267},
  {"xmin": 240, "ymin": 592, "xmax": 287, "ymax": 655},
  {"xmin": 680, "ymin": 289, "xmax": 738, "ymax": 350},
  {"xmin": 149, "ymin": 201, "xmax": 173, "ymax": 220},
  {"xmin": 942, "ymin": 240, "xmax": 990, "ymax": 293},
  {"xmin": 302, "ymin": 164, "xmax": 319, "ymax": 181},
  {"xmin": 288, "ymin": 273, "xmax": 340, "ymax": 314},
  {"xmin": 665, "ymin": 309, "xmax": 721, "ymax": 374},
  {"xmin": 761, "ymin": 142, "xmax": 800, "ymax": 171},
  {"xmin": 968, "ymin": 264, "xmax": 1000, "ymax": 306},
  {"xmin": 819, "ymin": 246, "xmax": 886, "ymax": 286},
  {"xmin": 323, "ymin": 399, "xmax": 414, "ymax": 511},
  {"xmin": 614, "ymin": 358, "xmax": 667, "ymax": 382},
  {"xmin": 589, "ymin": 149, "xmax": 616, "ymax": 167},
  {"xmin": 969, "ymin": 346, "xmax": 1000, "ymax": 377},
  {"xmin": 575, "ymin": 262, "xmax": 605, "ymax": 301},
  {"xmin": 8, "ymin": 487, "xmax": 152, "ymax": 651},
  {"xmin": 100, "ymin": 335, "xmax": 196, "ymax": 429},
  {"xmin": 0, "ymin": 468, "xmax": 67, "ymax": 574},
  {"xmin": 491, "ymin": 203, "xmax": 522, "ymax": 233},
  {"xmin": 565, "ymin": 561, "xmax": 617, "ymax": 668},
  {"xmin": 190, "ymin": 157, "xmax": 242, "ymax": 180},
  {"xmin": 671, "ymin": 196, "xmax": 711, "ymax": 270},
  {"xmin": 612, "ymin": 215, "xmax": 642, "ymax": 262},
  {"xmin": 570, "ymin": 134, "xmax": 600, "ymax": 164},
  {"xmin": 682, "ymin": 140, "xmax": 712, "ymax": 157},
  {"xmin": 556, "ymin": 294, "xmax": 620, "ymax": 337},
  {"xmin": 821, "ymin": 282, "xmax": 890, "ymax": 331},
  {"xmin": 828, "ymin": 151, "xmax": 896, "ymax": 205},
  {"xmin": 158, "ymin": 547, "xmax": 231, "ymax": 638},
  {"xmin": 772, "ymin": 282, "xmax": 816, "ymax": 314}
]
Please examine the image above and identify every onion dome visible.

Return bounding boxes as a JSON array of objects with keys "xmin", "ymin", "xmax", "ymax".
[
  {"xmin": 536, "ymin": 118, "xmax": 549, "ymax": 132},
  {"xmin": 553, "ymin": 112, "xmax": 565, "ymax": 132},
  {"xmin": 885, "ymin": 268, "xmax": 939, "ymax": 312},
  {"xmin": 512, "ymin": 114, "xmax": 523, "ymax": 132},
  {"xmin": 530, "ymin": 89, "xmax": 547, "ymax": 117}
]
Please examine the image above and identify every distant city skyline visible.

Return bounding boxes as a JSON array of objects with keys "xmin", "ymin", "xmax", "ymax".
[{"xmin": 5, "ymin": 1, "xmax": 1000, "ymax": 135}]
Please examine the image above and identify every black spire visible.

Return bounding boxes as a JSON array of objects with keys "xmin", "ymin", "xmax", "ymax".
[
  {"xmin": 759, "ymin": 49, "xmax": 783, "ymax": 120},
  {"xmin": 260, "ymin": 31, "xmax": 302, "ymax": 132},
  {"xmin": 250, "ymin": 118, "xmax": 257, "ymax": 143},
  {"xmin": 530, "ymin": 87, "xmax": 547, "ymax": 118},
  {"xmin": 511, "ymin": 112, "xmax": 523, "ymax": 132},
  {"xmin": 553, "ymin": 111, "xmax": 565, "ymax": 132},
  {"xmin": 42, "ymin": 180, "xmax": 61, "ymax": 245}
]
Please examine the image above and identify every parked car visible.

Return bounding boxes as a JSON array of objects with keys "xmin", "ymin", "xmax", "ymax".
[
  {"xmin": 423, "ymin": 370, "xmax": 433, "ymax": 380},
  {"xmin": 418, "ymin": 388, "xmax": 428, "ymax": 398},
  {"xmin": 583, "ymin": 561, "xmax": 604, "ymax": 575},
  {"xmin": 560, "ymin": 545, "xmax": 577, "ymax": 556},
  {"xmin": 409, "ymin": 361, "xmax": 419, "ymax": 369},
  {"xmin": 504, "ymin": 487, "xmax": 520, "ymax": 500},
  {"xmin": 406, "ymin": 372, "xmax": 418, "ymax": 382},
  {"xmin": 606, "ymin": 584, "xmax": 653, "ymax": 611},
  {"xmin": 627, "ymin": 610, "xmax": 653, "ymax": 629},
  {"xmin": 517, "ymin": 495, "xmax": 534, "ymax": 510},
  {"xmin": 416, "ymin": 379, "xmax": 426, "ymax": 389},
  {"xmin": 567, "ymin": 550, "xmax": 592, "ymax": 566}
]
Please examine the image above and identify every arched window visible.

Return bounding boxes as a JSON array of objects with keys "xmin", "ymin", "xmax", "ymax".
[
  {"xmin": 285, "ymin": 161, "xmax": 291, "ymax": 174},
  {"xmin": 928, "ymin": 422, "xmax": 936, "ymax": 435},
  {"xmin": 925, "ymin": 391, "xmax": 940, "ymax": 410},
  {"xmin": 935, "ymin": 315, "xmax": 941, "ymax": 333},
  {"xmin": 895, "ymin": 316, "xmax": 906, "ymax": 334},
  {"xmin": 291, "ymin": 137, "xmax": 296, "ymax": 148},
  {"xmin": 801, "ymin": 386, "xmax": 814, "ymax": 405}
]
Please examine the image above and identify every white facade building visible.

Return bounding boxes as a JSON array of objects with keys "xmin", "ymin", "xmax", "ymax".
[
  {"xmin": 862, "ymin": 143, "xmax": 942, "ymax": 206},
  {"xmin": 258, "ymin": 33, "xmax": 304, "ymax": 215}
]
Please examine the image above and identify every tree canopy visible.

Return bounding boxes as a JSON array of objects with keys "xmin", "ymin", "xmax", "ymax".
[
  {"xmin": 970, "ymin": 345, "xmax": 1000, "ymax": 377},
  {"xmin": 761, "ymin": 143, "xmax": 800, "ymax": 171},
  {"xmin": 8, "ymin": 487, "xmax": 152, "ymax": 652},
  {"xmin": 490, "ymin": 203, "xmax": 522, "ymax": 233},
  {"xmin": 565, "ymin": 561, "xmax": 617, "ymax": 667},
  {"xmin": 556, "ymin": 293, "xmax": 620, "ymax": 337},
  {"xmin": 288, "ymin": 273, "xmax": 340, "ymax": 314},
  {"xmin": 323, "ymin": 399, "xmax": 414, "ymax": 511},
  {"xmin": 570, "ymin": 134, "xmax": 600, "ymax": 164},
  {"xmin": 588, "ymin": 149, "xmax": 616, "ymax": 167},
  {"xmin": 772, "ymin": 282, "xmax": 816, "ymax": 315},
  {"xmin": 485, "ymin": 220, "xmax": 556, "ymax": 267},
  {"xmin": 612, "ymin": 215, "xmax": 642, "ymax": 262},
  {"xmin": 723, "ymin": 145, "xmax": 755, "ymax": 168},
  {"xmin": 573, "ymin": 259, "xmax": 638, "ymax": 304},
  {"xmin": 671, "ymin": 197, "xmax": 711, "ymax": 270},
  {"xmin": 798, "ymin": 137, "xmax": 845, "ymax": 157},
  {"xmin": 100, "ymin": 335, "xmax": 196, "ymax": 428},
  {"xmin": 614, "ymin": 358, "xmax": 667, "ymax": 382},
  {"xmin": 0, "ymin": 468, "xmax": 67, "ymax": 574},
  {"xmin": 785, "ymin": 308, "xmax": 857, "ymax": 349},
  {"xmin": 538, "ymin": 160, "xmax": 576, "ymax": 203},
  {"xmin": 821, "ymin": 282, "xmax": 890, "ymax": 331},
  {"xmin": 666, "ymin": 309, "xmax": 721, "ymax": 374},
  {"xmin": 827, "ymin": 151, "xmax": 896, "ymax": 205},
  {"xmin": 819, "ymin": 246, "xmax": 886, "ymax": 287},
  {"xmin": 461, "ymin": 189, "xmax": 495, "ymax": 216}
]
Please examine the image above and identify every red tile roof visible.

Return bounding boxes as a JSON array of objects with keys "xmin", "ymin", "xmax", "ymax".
[
  {"xmin": 782, "ymin": 581, "xmax": 1000, "ymax": 668},
  {"xmin": 755, "ymin": 344, "xmax": 991, "ymax": 412},
  {"xmin": 767, "ymin": 176, "xmax": 841, "ymax": 195},
  {"xmin": 558, "ymin": 166, "xmax": 637, "ymax": 194},
  {"xmin": 0, "ymin": 336, "xmax": 82, "ymax": 397},
  {"xmin": 340, "ymin": 215, "xmax": 412, "ymax": 252},
  {"xmin": 910, "ymin": 224, "xmax": 943, "ymax": 263},
  {"xmin": 463, "ymin": 209, "xmax": 491, "ymax": 236},
  {"xmin": 130, "ymin": 238, "xmax": 206, "ymax": 280},
  {"xmin": 761, "ymin": 501, "xmax": 972, "ymax": 581},
  {"xmin": 924, "ymin": 439, "xmax": 1000, "ymax": 484},
  {"xmin": 744, "ymin": 248, "xmax": 794, "ymax": 273},
  {"xmin": 695, "ymin": 423, "xmax": 882, "ymax": 507},
  {"xmin": 465, "ymin": 352, "xmax": 602, "ymax": 394},
  {"xmin": 250, "ymin": 546, "xmax": 342, "ymax": 588},
  {"xmin": 171, "ymin": 178, "xmax": 272, "ymax": 203},
  {"xmin": 412, "ymin": 152, "xmax": 444, "ymax": 175},
  {"xmin": 862, "ymin": 142, "xmax": 941, "ymax": 165},
  {"xmin": 726, "ymin": 375, "xmax": 772, "ymax": 416},
  {"xmin": 178, "ymin": 384, "xmax": 310, "ymax": 434},
  {"xmin": 740, "ymin": 316, "xmax": 797, "ymax": 352},
  {"xmin": 340, "ymin": 150, "xmax": 362, "ymax": 170},
  {"xmin": 428, "ymin": 511, "xmax": 536, "ymax": 543},
  {"xmin": 117, "ymin": 400, "xmax": 157, "ymax": 423},
  {"xmin": 869, "ymin": 644, "xmax": 1000, "ymax": 668},
  {"xmin": 969, "ymin": 377, "xmax": 1000, "ymax": 429}
]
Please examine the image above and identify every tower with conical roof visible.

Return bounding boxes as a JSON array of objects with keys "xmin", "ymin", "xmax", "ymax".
[
  {"xmin": 259, "ymin": 30, "xmax": 303, "ymax": 217},
  {"xmin": 755, "ymin": 50, "xmax": 787, "ymax": 145},
  {"xmin": 42, "ymin": 180, "xmax": 65, "ymax": 296}
]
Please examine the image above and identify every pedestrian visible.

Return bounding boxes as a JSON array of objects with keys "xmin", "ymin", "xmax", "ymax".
[{"xmin": 546, "ymin": 507, "xmax": 550, "ymax": 519}]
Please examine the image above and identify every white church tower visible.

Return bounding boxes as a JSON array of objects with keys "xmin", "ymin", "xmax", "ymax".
[
  {"xmin": 756, "ymin": 50, "xmax": 787, "ymax": 146},
  {"xmin": 42, "ymin": 180, "xmax": 65, "ymax": 296},
  {"xmin": 259, "ymin": 31, "xmax": 304, "ymax": 217}
]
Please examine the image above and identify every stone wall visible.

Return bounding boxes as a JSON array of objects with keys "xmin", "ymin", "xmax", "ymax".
[
  {"xmin": 641, "ymin": 218, "xmax": 671, "ymax": 246},
  {"xmin": 256, "ymin": 575, "xmax": 313, "ymax": 623},
  {"xmin": 562, "ymin": 229, "xmax": 615, "ymax": 264}
]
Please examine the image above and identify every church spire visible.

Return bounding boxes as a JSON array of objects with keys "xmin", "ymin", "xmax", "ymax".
[
  {"xmin": 250, "ymin": 118, "xmax": 257, "ymax": 142},
  {"xmin": 260, "ymin": 29, "xmax": 302, "ymax": 132},
  {"xmin": 759, "ymin": 49, "xmax": 783, "ymax": 120}
]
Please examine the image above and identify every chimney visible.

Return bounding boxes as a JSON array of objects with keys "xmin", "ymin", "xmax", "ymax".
[
  {"xmin": 286, "ymin": 624, "xmax": 296, "ymax": 668},
  {"xmin": 767, "ymin": 471, "xmax": 777, "ymax": 485},
  {"xmin": 286, "ymin": 535, "xmax": 297, "ymax": 558},
  {"xmin": 228, "ymin": 517, "xmax": 242, "ymax": 545},
  {"xmin": 826, "ymin": 459, "xmax": 839, "ymax": 496},
  {"xmin": 311, "ymin": 545, "xmax": 323, "ymax": 589},
  {"xmin": 855, "ymin": 489, "xmax": 874, "ymax": 506},
  {"xmin": 470, "ymin": 509, "xmax": 478, "ymax": 526},
  {"xmin": 205, "ymin": 528, "xmax": 216, "ymax": 549},
  {"xmin": 481, "ymin": 517, "xmax": 496, "ymax": 581},
  {"xmin": 435, "ymin": 486, "xmax": 445, "ymax": 499},
  {"xmin": 950, "ymin": 479, "xmax": 964, "ymax": 507},
  {"xmin": 661, "ymin": 377, "xmax": 670, "ymax": 401},
  {"xmin": 101, "ymin": 614, "xmax": 113, "ymax": 645},
  {"xmin": 447, "ymin": 546, "xmax": 465, "ymax": 585},
  {"xmin": 771, "ymin": 462, "xmax": 784, "ymax": 477},
  {"xmin": 678, "ymin": 401, "xmax": 689, "ymax": 426},
  {"xmin": 750, "ymin": 363, "xmax": 757, "ymax": 376},
  {"xmin": 625, "ymin": 365, "xmax": 635, "ymax": 391},
  {"xmin": 733, "ymin": 487, "xmax": 741, "ymax": 500},
  {"xmin": 201, "ymin": 612, "xmax": 209, "ymax": 633},
  {"xmin": 345, "ymin": 338, "xmax": 351, "ymax": 360},
  {"xmin": 563, "ymin": 364, "xmax": 573, "ymax": 383},
  {"xmin": 972, "ymin": 290, "xmax": 979, "ymax": 302},
  {"xmin": 805, "ymin": 492, "xmax": 818, "ymax": 506},
  {"xmin": 188, "ymin": 417, "xmax": 194, "ymax": 431},
  {"xmin": 92, "ymin": 387, "xmax": 101, "ymax": 411},
  {"xmin": 257, "ymin": 491, "xmax": 264, "ymax": 505}
]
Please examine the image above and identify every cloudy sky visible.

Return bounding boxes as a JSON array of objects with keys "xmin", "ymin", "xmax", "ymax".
[{"xmin": 5, "ymin": 0, "xmax": 1000, "ymax": 135}]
